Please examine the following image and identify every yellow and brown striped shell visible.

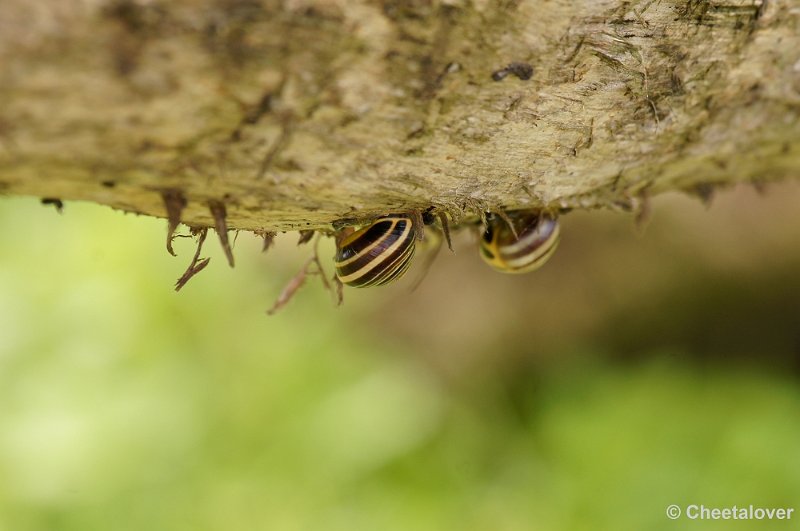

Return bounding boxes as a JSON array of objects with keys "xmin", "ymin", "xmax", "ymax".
[
  {"xmin": 334, "ymin": 215, "xmax": 416, "ymax": 287},
  {"xmin": 479, "ymin": 212, "xmax": 560, "ymax": 273}
]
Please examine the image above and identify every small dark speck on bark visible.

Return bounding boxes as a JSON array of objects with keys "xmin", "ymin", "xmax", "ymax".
[{"xmin": 492, "ymin": 62, "xmax": 534, "ymax": 81}]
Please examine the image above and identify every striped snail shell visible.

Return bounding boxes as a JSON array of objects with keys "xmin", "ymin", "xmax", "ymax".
[
  {"xmin": 479, "ymin": 211, "xmax": 560, "ymax": 273},
  {"xmin": 334, "ymin": 215, "xmax": 416, "ymax": 287}
]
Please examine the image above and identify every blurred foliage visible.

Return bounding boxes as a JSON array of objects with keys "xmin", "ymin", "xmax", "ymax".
[{"xmin": 1, "ymin": 182, "xmax": 799, "ymax": 530}]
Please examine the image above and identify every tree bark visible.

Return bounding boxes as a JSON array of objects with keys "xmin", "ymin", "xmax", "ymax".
[{"xmin": 0, "ymin": 0, "xmax": 798, "ymax": 232}]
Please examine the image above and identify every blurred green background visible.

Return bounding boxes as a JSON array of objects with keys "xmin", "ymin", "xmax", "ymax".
[{"xmin": 1, "ymin": 182, "xmax": 799, "ymax": 530}]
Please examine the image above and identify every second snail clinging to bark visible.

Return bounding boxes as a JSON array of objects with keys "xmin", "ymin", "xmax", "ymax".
[{"xmin": 478, "ymin": 211, "xmax": 560, "ymax": 274}]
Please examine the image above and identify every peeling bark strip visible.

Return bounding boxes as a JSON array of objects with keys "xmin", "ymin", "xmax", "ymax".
[
  {"xmin": 208, "ymin": 200, "xmax": 235, "ymax": 267},
  {"xmin": 175, "ymin": 228, "xmax": 210, "ymax": 292},
  {"xmin": 267, "ymin": 258, "xmax": 311, "ymax": 315},
  {"xmin": 437, "ymin": 212, "xmax": 453, "ymax": 252},
  {"xmin": 297, "ymin": 230, "xmax": 315, "ymax": 245},
  {"xmin": 0, "ymin": 1, "xmax": 798, "ymax": 233},
  {"xmin": 267, "ymin": 235, "xmax": 340, "ymax": 314},
  {"xmin": 41, "ymin": 198, "xmax": 64, "ymax": 213},
  {"xmin": 259, "ymin": 230, "xmax": 277, "ymax": 252},
  {"xmin": 162, "ymin": 189, "xmax": 186, "ymax": 257}
]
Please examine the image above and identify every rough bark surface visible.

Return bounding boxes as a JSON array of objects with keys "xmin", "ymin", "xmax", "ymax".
[{"xmin": 1, "ymin": 0, "xmax": 798, "ymax": 232}]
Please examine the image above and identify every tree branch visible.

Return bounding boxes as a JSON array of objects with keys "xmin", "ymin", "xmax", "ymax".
[{"xmin": 0, "ymin": 0, "xmax": 798, "ymax": 232}]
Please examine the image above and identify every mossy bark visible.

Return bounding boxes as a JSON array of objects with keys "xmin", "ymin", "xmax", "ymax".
[{"xmin": 1, "ymin": 0, "xmax": 799, "ymax": 232}]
